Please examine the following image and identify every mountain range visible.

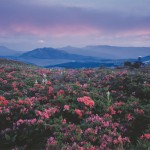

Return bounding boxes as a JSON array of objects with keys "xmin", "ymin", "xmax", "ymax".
[
  {"xmin": 17, "ymin": 47, "xmax": 102, "ymax": 66},
  {"xmin": 19, "ymin": 47, "xmax": 98, "ymax": 60},
  {"xmin": 0, "ymin": 46, "xmax": 23, "ymax": 56},
  {"xmin": 59, "ymin": 45, "xmax": 150, "ymax": 59},
  {"xmin": 0, "ymin": 45, "xmax": 149, "ymax": 67}
]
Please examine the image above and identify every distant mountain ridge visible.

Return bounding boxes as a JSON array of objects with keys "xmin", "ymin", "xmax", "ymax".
[
  {"xmin": 0, "ymin": 46, "xmax": 150, "ymax": 67},
  {"xmin": 16, "ymin": 47, "xmax": 102, "ymax": 66},
  {"xmin": 60, "ymin": 45, "xmax": 150, "ymax": 59},
  {"xmin": 0, "ymin": 46, "xmax": 23, "ymax": 56},
  {"xmin": 19, "ymin": 47, "xmax": 96, "ymax": 60}
]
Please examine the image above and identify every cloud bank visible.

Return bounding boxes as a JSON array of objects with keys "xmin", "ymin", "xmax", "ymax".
[{"xmin": 0, "ymin": 0, "xmax": 150, "ymax": 50}]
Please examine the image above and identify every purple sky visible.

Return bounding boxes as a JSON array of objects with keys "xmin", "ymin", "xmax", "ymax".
[{"xmin": 0, "ymin": 0, "xmax": 150, "ymax": 51}]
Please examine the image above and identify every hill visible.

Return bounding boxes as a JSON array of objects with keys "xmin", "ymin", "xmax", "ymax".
[
  {"xmin": 19, "ymin": 47, "xmax": 96, "ymax": 60},
  {"xmin": 18, "ymin": 47, "xmax": 102, "ymax": 66},
  {"xmin": 0, "ymin": 46, "xmax": 22, "ymax": 56},
  {"xmin": 60, "ymin": 45, "xmax": 150, "ymax": 59},
  {"xmin": 0, "ymin": 58, "xmax": 31, "ymax": 66}
]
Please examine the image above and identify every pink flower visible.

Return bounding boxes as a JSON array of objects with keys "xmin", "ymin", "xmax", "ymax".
[
  {"xmin": 117, "ymin": 110, "xmax": 122, "ymax": 114},
  {"xmin": 44, "ymin": 113, "xmax": 49, "ymax": 119},
  {"xmin": 18, "ymin": 100, "xmax": 24, "ymax": 105},
  {"xmin": 62, "ymin": 119, "xmax": 66, "ymax": 124},
  {"xmin": 140, "ymin": 133, "xmax": 150, "ymax": 140},
  {"xmin": 29, "ymin": 88, "xmax": 35, "ymax": 91},
  {"xmin": 74, "ymin": 109, "xmax": 82, "ymax": 118},
  {"xmin": 108, "ymin": 106, "xmax": 116, "ymax": 115},
  {"xmin": 0, "ymin": 96, "xmax": 5, "ymax": 101},
  {"xmin": 100, "ymin": 142, "xmax": 107, "ymax": 149},
  {"xmin": 103, "ymin": 121, "xmax": 109, "ymax": 127},
  {"xmin": 115, "ymin": 101, "xmax": 123, "ymax": 106},
  {"xmin": 111, "ymin": 90, "xmax": 116, "ymax": 93},
  {"xmin": 48, "ymin": 86, "xmax": 54, "ymax": 95},
  {"xmin": 103, "ymin": 113, "xmax": 111, "ymax": 118},
  {"xmin": 3, "ymin": 80, "xmax": 7, "ymax": 84},
  {"xmin": 2, "ymin": 100, "xmax": 8, "ymax": 106},
  {"xmin": 113, "ymin": 136, "xmax": 130, "ymax": 145},
  {"xmin": 57, "ymin": 89, "xmax": 65, "ymax": 96},
  {"xmin": 31, "ymin": 118, "xmax": 36, "ymax": 124},
  {"xmin": 134, "ymin": 108, "xmax": 144, "ymax": 115},
  {"xmin": 126, "ymin": 113, "xmax": 134, "ymax": 121},
  {"xmin": 16, "ymin": 119, "xmax": 24, "ymax": 126},
  {"xmin": 82, "ymin": 84, "xmax": 88, "ymax": 88},
  {"xmin": 46, "ymin": 81, "xmax": 51, "ymax": 85},
  {"xmin": 20, "ymin": 108, "xmax": 28, "ymax": 114},
  {"xmin": 63, "ymin": 105, "xmax": 70, "ymax": 111},
  {"xmin": 36, "ymin": 110, "xmax": 42, "ymax": 116},
  {"xmin": 77, "ymin": 96, "xmax": 95, "ymax": 108},
  {"xmin": 12, "ymin": 82, "xmax": 17, "ymax": 88},
  {"xmin": 113, "ymin": 139, "xmax": 119, "ymax": 144},
  {"xmin": 46, "ymin": 137, "xmax": 57, "ymax": 148},
  {"xmin": 0, "ymin": 96, "xmax": 8, "ymax": 106}
]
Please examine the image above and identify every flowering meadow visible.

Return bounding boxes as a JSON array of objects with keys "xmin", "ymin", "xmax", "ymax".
[{"xmin": 0, "ymin": 59, "xmax": 150, "ymax": 150}]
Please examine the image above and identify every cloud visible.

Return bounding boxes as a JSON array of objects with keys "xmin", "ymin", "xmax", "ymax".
[
  {"xmin": 38, "ymin": 40, "xmax": 45, "ymax": 43},
  {"xmin": 0, "ymin": 0, "xmax": 150, "ymax": 37},
  {"xmin": 1, "ymin": 0, "xmax": 150, "ymax": 49}
]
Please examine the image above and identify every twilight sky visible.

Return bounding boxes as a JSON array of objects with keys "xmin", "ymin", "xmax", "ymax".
[{"xmin": 0, "ymin": 0, "xmax": 150, "ymax": 51}]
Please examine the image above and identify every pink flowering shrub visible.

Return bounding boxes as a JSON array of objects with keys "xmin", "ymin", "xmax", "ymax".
[
  {"xmin": 140, "ymin": 133, "xmax": 150, "ymax": 140},
  {"xmin": 77, "ymin": 96, "xmax": 95, "ymax": 108},
  {"xmin": 74, "ymin": 109, "xmax": 83, "ymax": 118},
  {"xmin": 0, "ymin": 96, "xmax": 8, "ymax": 106},
  {"xmin": 0, "ymin": 59, "xmax": 149, "ymax": 149}
]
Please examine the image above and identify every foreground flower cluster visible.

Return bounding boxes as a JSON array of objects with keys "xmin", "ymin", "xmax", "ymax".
[{"xmin": 0, "ymin": 59, "xmax": 150, "ymax": 149}]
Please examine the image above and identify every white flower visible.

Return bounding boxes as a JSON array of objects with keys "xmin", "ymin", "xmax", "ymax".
[
  {"xmin": 43, "ymin": 74, "xmax": 47, "ymax": 78},
  {"xmin": 35, "ymin": 80, "xmax": 38, "ymax": 84},
  {"xmin": 106, "ymin": 91, "xmax": 110, "ymax": 101},
  {"xmin": 42, "ymin": 79, "xmax": 45, "ymax": 84},
  {"xmin": 45, "ymin": 79, "xmax": 47, "ymax": 83}
]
